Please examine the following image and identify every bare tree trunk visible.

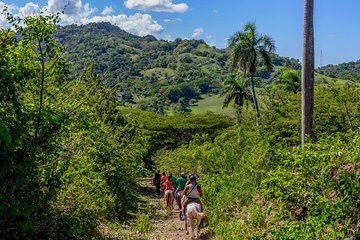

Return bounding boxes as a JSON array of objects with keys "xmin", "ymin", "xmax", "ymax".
[
  {"xmin": 343, "ymin": 101, "xmax": 353, "ymax": 131},
  {"xmin": 301, "ymin": 0, "xmax": 314, "ymax": 145},
  {"xmin": 39, "ymin": 41, "xmax": 45, "ymax": 114},
  {"xmin": 250, "ymin": 74, "xmax": 260, "ymax": 121},
  {"xmin": 35, "ymin": 40, "xmax": 45, "ymax": 139}
]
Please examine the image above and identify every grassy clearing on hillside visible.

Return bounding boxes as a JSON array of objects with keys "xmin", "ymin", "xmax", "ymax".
[
  {"xmin": 191, "ymin": 94, "xmax": 236, "ymax": 117},
  {"xmin": 315, "ymin": 72, "xmax": 360, "ymax": 86},
  {"xmin": 141, "ymin": 68, "xmax": 176, "ymax": 78}
]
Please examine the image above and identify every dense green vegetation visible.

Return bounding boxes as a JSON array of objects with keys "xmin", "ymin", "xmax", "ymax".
[
  {"xmin": 0, "ymin": 12, "xmax": 233, "ymax": 239},
  {"xmin": 0, "ymin": 12, "xmax": 148, "ymax": 238},
  {"xmin": 318, "ymin": 59, "xmax": 360, "ymax": 81},
  {"xmin": 156, "ymin": 82, "xmax": 360, "ymax": 239},
  {"xmin": 1, "ymin": 10, "xmax": 359, "ymax": 240}
]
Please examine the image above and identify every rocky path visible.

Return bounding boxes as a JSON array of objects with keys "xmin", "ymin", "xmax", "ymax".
[{"xmin": 137, "ymin": 178, "xmax": 209, "ymax": 240}]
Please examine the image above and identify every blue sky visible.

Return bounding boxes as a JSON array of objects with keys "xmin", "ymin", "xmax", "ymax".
[{"xmin": 2, "ymin": 0, "xmax": 360, "ymax": 66}]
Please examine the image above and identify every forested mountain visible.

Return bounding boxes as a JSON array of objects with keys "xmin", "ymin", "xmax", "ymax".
[
  {"xmin": 318, "ymin": 59, "xmax": 360, "ymax": 81},
  {"xmin": 56, "ymin": 22, "xmax": 300, "ymax": 113},
  {"xmin": 56, "ymin": 22, "xmax": 227, "ymax": 106}
]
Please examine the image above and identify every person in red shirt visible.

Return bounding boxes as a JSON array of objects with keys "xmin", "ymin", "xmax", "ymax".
[
  {"xmin": 160, "ymin": 172, "xmax": 167, "ymax": 196},
  {"xmin": 164, "ymin": 176, "xmax": 175, "ymax": 192},
  {"xmin": 161, "ymin": 172, "xmax": 167, "ymax": 184},
  {"xmin": 164, "ymin": 175, "xmax": 175, "ymax": 208}
]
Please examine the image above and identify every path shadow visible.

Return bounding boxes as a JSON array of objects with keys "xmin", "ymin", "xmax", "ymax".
[
  {"xmin": 135, "ymin": 178, "xmax": 159, "ymax": 198},
  {"xmin": 199, "ymin": 231, "xmax": 212, "ymax": 240}
]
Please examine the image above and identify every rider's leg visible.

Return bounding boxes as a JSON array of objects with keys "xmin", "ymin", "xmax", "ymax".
[
  {"xmin": 182, "ymin": 198, "xmax": 189, "ymax": 217},
  {"xmin": 197, "ymin": 199, "xmax": 203, "ymax": 212}
]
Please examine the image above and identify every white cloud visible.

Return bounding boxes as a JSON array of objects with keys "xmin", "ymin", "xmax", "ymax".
[
  {"xmin": 101, "ymin": 6, "xmax": 114, "ymax": 15},
  {"xmin": 124, "ymin": 0, "xmax": 188, "ymax": 13},
  {"xmin": 46, "ymin": 0, "xmax": 162, "ymax": 35},
  {"xmin": 46, "ymin": 0, "xmax": 97, "ymax": 25},
  {"xmin": 163, "ymin": 18, "xmax": 181, "ymax": 23},
  {"xmin": 206, "ymin": 35, "xmax": 213, "ymax": 39},
  {"xmin": 19, "ymin": 2, "xmax": 40, "ymax": 16},
  {"xmin": 160, "ymin": 34, "xmax": 173, "ymax": 41},
  {"xmin": 192, "ymin": 27, "xmax": 204, "ymax": 38},
  {"xmin": 0, "ymin": 1, "xmax": 18, "ymax": 11},
  {"xmin": 0, "ymin": 1, "xmax": 13, "ymax": 28},
  {"xmin": 0, "ymin": 0, "xmax": 164, "ymax": 36},
  {"xmin": 47, "ymin": 0, "xmax": 82, "ymax": 15},
  {"xmin": 85, "ymin": 13, "xmax": 163, "ymax": 36}
]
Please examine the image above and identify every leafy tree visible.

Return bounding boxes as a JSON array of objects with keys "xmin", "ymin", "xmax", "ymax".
[
  {"xmin": 138, "ymin": 97, "xmax": 165, "ymax": 114},
  {"xmin": 327, "ymin": 82, "xmax": 358, "ymax": 131},
  {"xmin": 228, "ymin": 22, "xmax": 275, "ymax": 120},
  {"xmin": 274, "ymin": 69, "xmax": 301, "ymax": 92},
  {"xmin": 301, "ymin": 0, "xmax": 315, "ymax": 144},
  {"xmin": 173, "ymin": 97, "xmax": 191, "ymax": 114},
  {"xmin": 221, "ymin": 75, "xmax": 252, "ymax": 123},
  {"xmin": 5, "ymin": 9, "xmax": 69, "ymax": 139},
  {"xmin": 0, "ymin": 10, "xmax": 72, "ymax": 239}
]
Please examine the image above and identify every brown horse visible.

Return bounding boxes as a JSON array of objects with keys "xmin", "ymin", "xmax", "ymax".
[
  {"xmin": 164, "ymin": 190, "xmax": 174, "ymax": 211},
  {"xmin": 176, "ymin": 190, "xmax": 184, "ymax": 219}
]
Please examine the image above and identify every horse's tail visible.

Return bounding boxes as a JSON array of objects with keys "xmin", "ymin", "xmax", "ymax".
[
  {"xmin": 197, "ymin": 212, "xmax": 205, "ymax": 219},
  {"xmin": 165, "ymin": 190, "xmax": 173, "ymax": 208},
  {"xmin": 191, "ymin": 204, "xmax": 205, "ymax": 220}
]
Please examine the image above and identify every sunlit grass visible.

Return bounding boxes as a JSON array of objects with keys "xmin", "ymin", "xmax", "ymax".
[{"xmin": 190, "ymin": 94, "xmax": 236, "ymax": 117}]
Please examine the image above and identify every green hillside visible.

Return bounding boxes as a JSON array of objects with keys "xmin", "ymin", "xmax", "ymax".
[
  {"xmin": 56, "ymin": 23, "xmax": 228, "ymax": 103},
  {"xmin": 56, "ymin": 23, "xmax": 302, "ymax": 115},
  {"xmin": 56, "ymin": 23, "xmax": 357, "ymax": 119},
  {"xmin": 318, "ymin": 59, "xmax": 360, "ymax": 81}
]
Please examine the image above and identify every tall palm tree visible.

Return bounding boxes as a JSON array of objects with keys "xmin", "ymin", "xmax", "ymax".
[
  {"xmin": 228, "ymin": 22, "xmax": 275, "ymax": 120},
  {"xmin": 221, "ymin": 75, "xmax": 251, "ymax": 123},
  {"xmin": 301, "ymin": 0, "xmax": 314, "ymax": 144}
]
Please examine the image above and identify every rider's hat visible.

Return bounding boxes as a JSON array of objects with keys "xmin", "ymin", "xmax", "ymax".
[{"xmin": 189, "ymin": 174, "xmax": 196, "ymax": 181}]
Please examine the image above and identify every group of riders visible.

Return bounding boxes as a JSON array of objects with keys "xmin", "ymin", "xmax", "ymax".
[{"xmin": 153, "ymin": 170, "xmax": 203, "ymax": 219}]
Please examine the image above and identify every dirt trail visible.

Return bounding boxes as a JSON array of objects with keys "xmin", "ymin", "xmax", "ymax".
[{"xmin": 137, "ymin": 179, "xmax": 209, "ymax": 240}]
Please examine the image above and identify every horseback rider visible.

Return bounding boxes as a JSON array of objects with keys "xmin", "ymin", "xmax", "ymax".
[
  {"xmin": 164, "ymin": 175, "xmax": 175, "ymax": 192},
  {"xmin": 160, "ymin": 172, "xmax": 167, "ymax": 195},
  {"xmin": 153, "ymin": 170, "xmax": 161, "ymax": 195},
  {"xmin": 183, "ymin": 174, "xmax": 203, "ymax": 216},
  {"xmin": 161, "ymin": 172, "xmax": 167, "ymax": 185},
  {"xmin": 169, "ymin": 172, "xmax": 177, "ymax": 191},
  {"xmin": 164, "ymin": 175, "xmax": 175, "ymax": 211},
  {"xmin": 175, "ymin": 172, "xmax": 187, "ymax": 195}
]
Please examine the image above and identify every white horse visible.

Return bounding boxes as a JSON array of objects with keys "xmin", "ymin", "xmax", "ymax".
[{"xmin": 184, "ymin": 201, "xmax": 205, "ymax": 239}]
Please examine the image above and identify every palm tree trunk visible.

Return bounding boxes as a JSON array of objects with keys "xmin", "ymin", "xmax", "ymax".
[
  {"xmin": 301, "ymin": 0, "xmax": 314, "ymax": 145},
  {"xmin": 235, "ymin": 105, "xmax": 242, "ymax": 124},
  {"xmin": 250, "ymin": 74, "xmax": 260, "ymax": 120}
]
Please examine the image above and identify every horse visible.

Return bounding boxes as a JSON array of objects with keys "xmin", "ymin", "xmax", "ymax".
[
  {"xmin": 164, "ymin": 190, "xmax": 174, "ymax": 211},
  {"xmin": 153, "ymin": 178, "xmax": 161, "ymax": 196},
  {"xmin": 175, "ymin": 190, "xmax": 184, "ymax": 219},
  {"xmin": 184, "ymin": 201, "xmax": 205, "ymax": 239}
]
